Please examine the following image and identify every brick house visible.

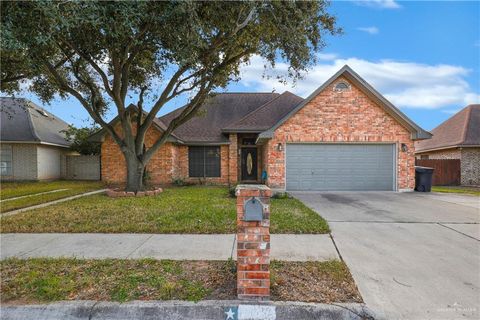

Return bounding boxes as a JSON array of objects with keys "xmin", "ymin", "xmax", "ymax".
[
  {"xmin": 94, "ymin": 65, "xmax": 431, "ymax": 191},
  {"xmin": 415, "ymin": 104, "xmax": 480, "ymax": 185}
]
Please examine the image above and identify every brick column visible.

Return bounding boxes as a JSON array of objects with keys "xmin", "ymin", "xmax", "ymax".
[
  {"xmin": 235, "ymin": 184, "xmax": 271, "ymax": 300},
  {"xmin": 228, "ymin": 133, "xmax": 238, "ymax": 185}
]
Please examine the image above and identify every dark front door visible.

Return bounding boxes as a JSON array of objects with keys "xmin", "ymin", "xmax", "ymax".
[{"xmin": 241, "ymin": 147, "xmax": 258, "ymax": 181}]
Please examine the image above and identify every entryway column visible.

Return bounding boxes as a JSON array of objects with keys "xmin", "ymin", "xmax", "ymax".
[{"xmin": 235, "ymin": 184, "xmax": 271, "ymax": 300}]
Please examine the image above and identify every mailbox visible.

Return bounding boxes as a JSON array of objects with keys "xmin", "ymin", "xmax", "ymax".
[{"xmin": 244, "ymin": 197, "xmax": 263, "ymax": 221}]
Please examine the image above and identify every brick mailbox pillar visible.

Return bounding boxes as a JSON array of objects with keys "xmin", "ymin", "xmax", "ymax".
[{"xmin": 235, "ymin": 184, "xmax": 272, "ymax": 300}]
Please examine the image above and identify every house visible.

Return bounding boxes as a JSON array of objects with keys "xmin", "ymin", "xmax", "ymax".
[
  {"xmin": 93, "ymin": 65, "xmax": 431, "ymax": 191},
  {"xmin": 0, "ymin": 97, "xmax": 72, "ymax": 181},
  {"xmin": 415, "ymin": 104, "xmax": 480, "ymax": 185}
]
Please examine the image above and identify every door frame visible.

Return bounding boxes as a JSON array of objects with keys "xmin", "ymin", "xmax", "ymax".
[
  {"xmin": 240, "ymin": 146, "xmax": 259, "ymax": 182},
  {"xmin": 284, "ymin": 142, "xmax": 398, "ymax": 191}
]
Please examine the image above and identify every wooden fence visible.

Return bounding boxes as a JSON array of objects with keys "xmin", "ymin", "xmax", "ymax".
[{"xmin": 415, "ymin": 159, "xmax": 460, "ymax": 186}]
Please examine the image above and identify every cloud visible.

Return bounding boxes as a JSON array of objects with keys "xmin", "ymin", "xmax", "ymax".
[
  {"xmin": 238, "ymin": 55, "xmax": 480, "ymax": 109},
  {"xmin": 317, "ymin": 53, "xmax": 338, "ymax": 61},
  {"xmin": 353, "ymin": 0, "xmax": 401, "ymax": 9},
  {"xmin": 357, "ymin": 26, "xmax": 379, "ymax": 35}
]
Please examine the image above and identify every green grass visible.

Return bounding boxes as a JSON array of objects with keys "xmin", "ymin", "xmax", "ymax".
[
  {"xmin": 0, "ymin": 186, "xmax": 329, "ymax": 234},
  {"xmin": 1, "ymin": 258, "xmax": 360, "ymax": 304},
  {"xmin": 431, "ymin": 186, "xmax": 480, "ymax": 196},
  {"xmin": 0, "ymin": 181, "xmax": 104, "ymax": 213}
]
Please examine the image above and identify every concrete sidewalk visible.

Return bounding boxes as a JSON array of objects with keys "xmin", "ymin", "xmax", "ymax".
[{"xmin": 0, "ymin": 233, "xmax": 338, "ymax": 261}]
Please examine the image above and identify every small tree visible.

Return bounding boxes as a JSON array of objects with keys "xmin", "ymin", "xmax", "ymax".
[
  {"xmin": 62, "ymin": 125, "xmax": 101, "ymax": 155},
  {"xmin": 1, "ymin": 1, "xmax": 340, "ymax": 192}
]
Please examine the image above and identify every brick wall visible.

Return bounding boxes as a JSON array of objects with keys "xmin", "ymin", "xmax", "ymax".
[
  {"xmin": 461, "ymin": 148, "xmax": 480, "ymax": 185},
  {"xmin": 65, "ymin": 155, "xmax": 101, "ymax": 180},
  {"xmin": 236, "ymin": 185, "xmax": 271, "ymax": 300},
  {"xmin": 101, "ymin": 125, "xmax": 175, "ymax": 185},
  {"xmin": 0, "ymin": 143, "xmax": 38, "ymax": 181},
  {"xmin": 101, "ymin": 124, "xmax": 231, "ymax": 185},
  {"xmin": 229, "ymin": 133, "xmax": 238, "ymax": 184},
  {"xmin": 172, "ymin": 144, "xmax": 230, "ymax": 184},
  {"xmin": 416, "ymin": 149, "xmax": 461, "ymax": 160},
  {"xmin": 265, "ymin": 77, "xmax": 415, "ymax": 190}
]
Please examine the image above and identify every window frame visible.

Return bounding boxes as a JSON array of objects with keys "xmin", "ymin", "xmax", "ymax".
[
  {"xmin": 1, "ymin": 145, "xmax": 13, "ymax": 176},
  {"xmin": 188, "ymin": 146, "xmax": 221, "ymax": 178}
]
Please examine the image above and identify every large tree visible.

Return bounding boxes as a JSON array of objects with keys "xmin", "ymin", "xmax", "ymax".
[{"xmin": 1, "ymin": 1, "xmax": 340, "ymax": 191}]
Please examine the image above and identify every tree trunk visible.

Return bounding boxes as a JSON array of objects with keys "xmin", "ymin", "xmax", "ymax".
[{"xmin": 124, "ymin": 152, "xmax": 145, "ymax": 192}]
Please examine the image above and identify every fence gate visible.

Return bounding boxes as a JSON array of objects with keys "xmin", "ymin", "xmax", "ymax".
[{"xmin": 415, "ymin": 159, "xmax": 460, "ymax": 186}]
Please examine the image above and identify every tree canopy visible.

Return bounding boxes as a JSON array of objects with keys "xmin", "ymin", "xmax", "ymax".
[{"xmin": 1, "ymin": 1, "xmax": 340, "ymax": 190}]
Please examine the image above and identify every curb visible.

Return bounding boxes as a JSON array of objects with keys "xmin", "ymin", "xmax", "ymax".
[
  {"xmin": 0, "ymin": 300, "xmax": 376, "ymax": 320},
  {"xmin": 1, "ymin": 189, "xmax": 107, "ymax": 217}
]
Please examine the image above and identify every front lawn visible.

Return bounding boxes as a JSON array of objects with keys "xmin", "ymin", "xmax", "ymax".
[
  {"xmin": 431, "ymin": 186, "xmax": 480, "ymax": 196},
  {"xmin": 0, "ymin": 186, "xmax": 329, "ymax": 234},
  {"xmin": 0, "ymin": 181, "xmax": 104, "ymax": 213},
  {"xmin": 0, "ymin": 258, "xmax": 360, "ymax": 304}
]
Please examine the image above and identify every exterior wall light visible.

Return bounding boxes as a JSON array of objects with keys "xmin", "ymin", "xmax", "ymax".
[
  {"xmin": 277, "ymin": 143, "xmax": 283, "ymax": 152},
  {"xmin": 401, "ymin": 143, "xmax": 408, "ymax": 152}
]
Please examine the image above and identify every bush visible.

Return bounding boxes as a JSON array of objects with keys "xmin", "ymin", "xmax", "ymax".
[
  {"xmin": 228, "ymin": 184, "xmax": 237, "ymax": 198},
  {"xmin": 172, "ymin": 177, "xmax": 187, "ymax": 186},
  {"xmin": 272, "ymin": 192, "xmax": 290, "ymax": 199}
]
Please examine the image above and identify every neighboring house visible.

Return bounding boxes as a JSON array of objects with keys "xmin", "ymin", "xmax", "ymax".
[
  {"xmin": 0, "ymin": 97, "xmax": 72, "ymax": 181},
  {"xmin": 92, "ymin": 65, "xmax": 431, "ymax": 191},
  {"xmin": 415, "ymin": 104, "xmax": 480, "ymax": 185}
]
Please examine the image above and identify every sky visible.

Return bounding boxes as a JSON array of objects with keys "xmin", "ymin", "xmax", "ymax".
[{"xmin": 14, "ymin": 0, "xmax": 480, "ymax": 131}]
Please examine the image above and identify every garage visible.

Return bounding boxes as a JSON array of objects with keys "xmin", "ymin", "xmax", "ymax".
[{"xmin": 286, "ymin": 143, "xmax": 396, "ymax": 191}]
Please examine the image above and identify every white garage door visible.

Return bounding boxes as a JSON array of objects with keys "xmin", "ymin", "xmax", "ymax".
[{"xmin": 286, "ymin": 143, "xmax": 396, "ymax": 191}]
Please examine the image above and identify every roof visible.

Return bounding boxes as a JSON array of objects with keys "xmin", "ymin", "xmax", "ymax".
[
  {"xmin": 0, "ymin": 97, "xmax": 71, "ymax": 147},
  {"xmin": 258, "ymin": 65, "xmax": 432, "ymax": 141},
  {"xmin": 415, "ymin": 104, "xmax": 480, "ymax": 153},
  {"xmin": 159, "ymin": 92, "xmax": 283, "ymax": 143},
  {"xmin": 222, "ymin": 91, "xmax": 304, "ymax": 132}
]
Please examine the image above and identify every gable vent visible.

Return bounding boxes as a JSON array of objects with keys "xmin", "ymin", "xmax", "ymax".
[{"xmin": 334, "ymin": 82, "xmax": 350, "ymax": 91}]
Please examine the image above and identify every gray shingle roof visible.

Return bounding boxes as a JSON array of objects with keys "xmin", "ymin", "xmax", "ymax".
[
  {"xmin": 415, "ymin": 104, "xmax": 480, "ymax": 152},
  {"xmin": 0, "ymin": 97, "xmax": 71, "ymax": 147},
  {"xmin": 222, "ymin": 91, "xmax": 303, "ymax": 132},
  {"xmin": 159, "ymin": 92, "xmax": 282, "ymax": 143}
]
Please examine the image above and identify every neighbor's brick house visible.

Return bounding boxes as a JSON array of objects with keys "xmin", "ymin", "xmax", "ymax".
[
  {"xmin": 415, "ymin": 104, "xmax": 480, "ymax": 185},
  {"xmin": 93, "ymin": 66, "xmax": 431, "ymax": 191}
]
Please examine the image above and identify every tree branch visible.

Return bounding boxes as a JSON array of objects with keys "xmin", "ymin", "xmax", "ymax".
[{"xmin": 41, "ymin": 58, "xmax": 124, "ymax": 148}]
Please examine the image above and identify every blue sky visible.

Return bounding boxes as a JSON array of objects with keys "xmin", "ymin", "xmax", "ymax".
[{"xmin": 18, "ymin": 0, "xmax": 480, "ymax": 131}]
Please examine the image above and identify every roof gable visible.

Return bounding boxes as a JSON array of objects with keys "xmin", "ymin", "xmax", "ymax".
[
  {"xmin": 415, "ymin": 104, "xmax": 480, "ymax": 152},
  {"xmin": 258, "ymin": 65, "xmax": 431, "ymax": 141}
]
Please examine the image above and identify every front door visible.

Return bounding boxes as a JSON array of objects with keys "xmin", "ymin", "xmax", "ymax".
[{"xmin": 241, "ymin": 147, "xmax": 258, "ymax": 181}]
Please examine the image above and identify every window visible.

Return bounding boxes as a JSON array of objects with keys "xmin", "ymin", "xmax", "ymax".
[
  {"xmin": 1, "ymin": 145, "xmax": 13, "ymax": 176},
  {"xmin": 188, "ymin": 146, "xmax": 221, "ymax": 177},
  {"xmin": 334, "ymin": 82, "xmax": 350, "ymax": 91}
]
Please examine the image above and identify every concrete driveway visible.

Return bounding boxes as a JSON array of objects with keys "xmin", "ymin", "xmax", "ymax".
[{"xmin": 292, "ymin": 191, "xmax": 480, "ymax": 320}]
